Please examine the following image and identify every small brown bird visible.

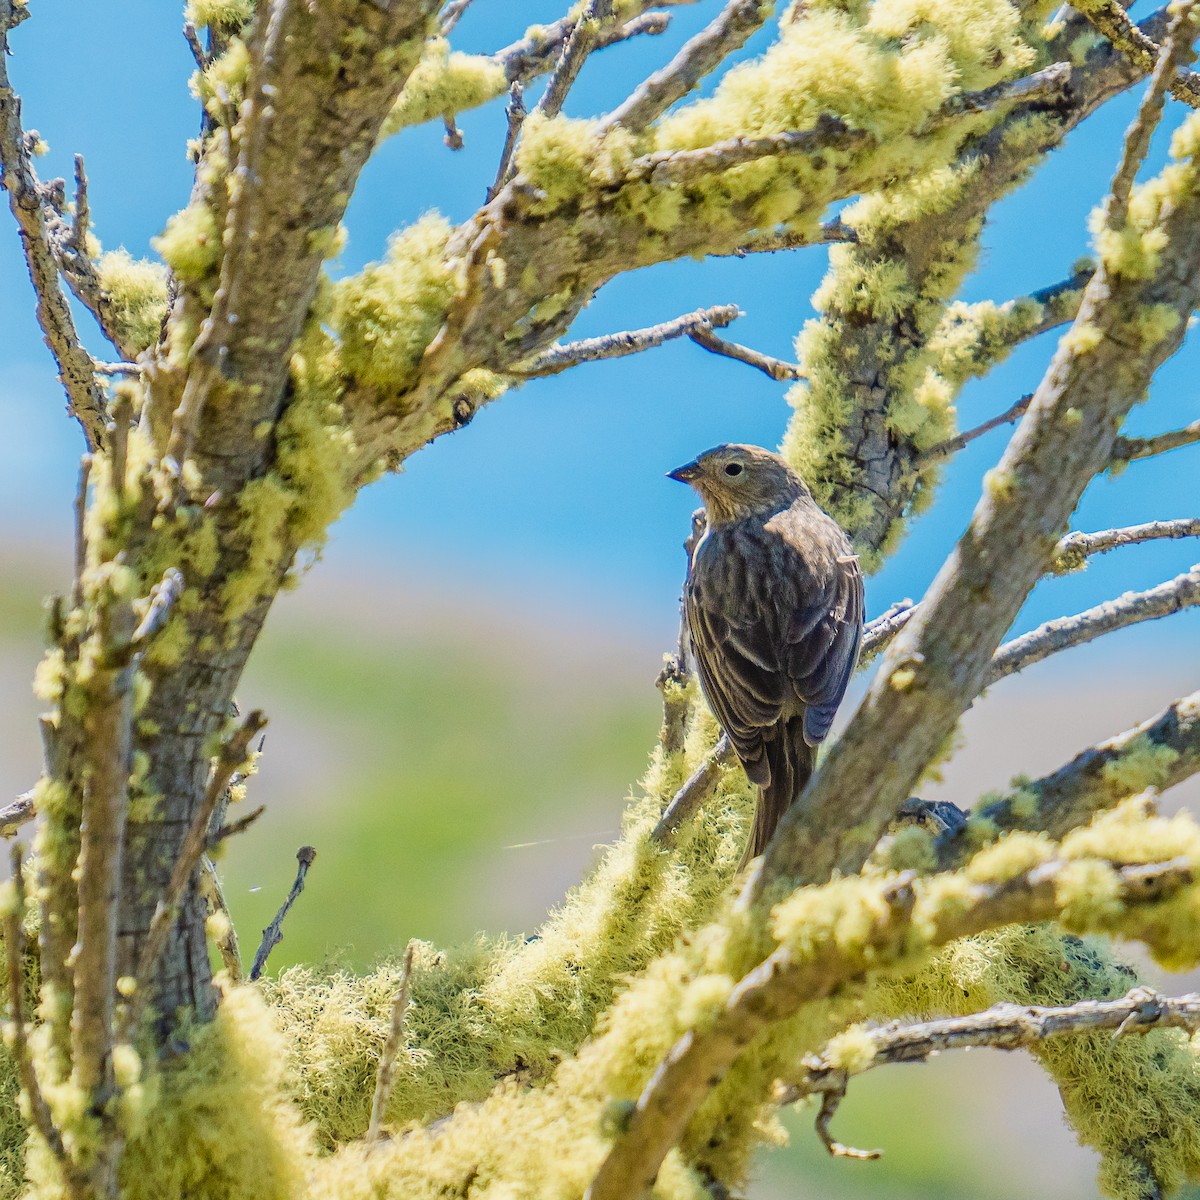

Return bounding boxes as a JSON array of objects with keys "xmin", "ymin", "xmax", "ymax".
[{"xmin": 668, "ymin": 444, "xmax": 864, "ymax": 866}]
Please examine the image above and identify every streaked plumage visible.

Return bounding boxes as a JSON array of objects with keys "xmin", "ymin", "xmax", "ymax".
[{"xmin": 668, "ymin": 444, "xmax": 863, "ymax": 866}]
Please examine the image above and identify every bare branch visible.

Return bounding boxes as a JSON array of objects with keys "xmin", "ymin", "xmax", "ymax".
[
  {"xmin": 511, "ymin": 304, "xmax": 741, "ymax": 378},
  {"xmin": 1052, "ymin": 517, "xmax": 1200, "ymax": 570},
  {"xmin": 118, "ymin": 711, "xmax": 267, "ymax": 1037},
  {"xmin": 687, "ymin": 322, "xmax": 804, "ymax": 381},
  {"xmin": 487, "ymin": 81, "xmax": 526, "ymax": 203},
  {"xmin": 130, "ymin": 568, "xmax": 184, "ymax": 647},
  {"xmin": 183, "ymin": 19, "xmax": 208, "ymax": 69},
  {"xmin": 651, "ymin": 737, "xmax": 738, "ymax": 843},
  {"xmin": 537, "ymin": 0, "xmax": 617, "ymax": 122},
  {"xmin": 207, "ymin": 803, "xmax": 266, "ymax": 850},
  {"xmin": 1076, "ymin": 0, "xmax": 1200, "ymax": 109},
  {"xmin": 0, "ymin": 2, "xmax": 106, "ymax": 449},
  {"xmin": 987, "ymin": 562, "xmax": 1200, "ymax": 683},
  {"xmin": 603, "ymin": 0, "xmax": 774, "ymax": 133},
  {"xmin": 366, "ymin": 942, "xmax": 416, "ymax": 1147},
  {"xmin": 497, "ymin": 7, "xmax": 678, "ymax": 90},
  {"xmin": 439, "ymin": 0, "xmax": 474, "ymax": 35},
  {"xmin": 1105, "ymin": 0, "xmax": 1199, "ymax": 226},
  {"xmin": 249, "ymin": 844, "xmax": 317, "ymax": 982},
  {"xmin": 1113, "ymin": 418, "xmax": 1200, "ymax": 464},
  {"xmin": 783, "ymin": 986, "xmax": 1200, "ymax": 1159},
  {"xmin": 918, "ymin": 395, "xmax": 1032, "ymax": 464}
]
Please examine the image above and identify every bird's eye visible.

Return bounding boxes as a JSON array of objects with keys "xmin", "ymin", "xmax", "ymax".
[{"xmin": 724, "ymin": 463, "xmax": 744, "ymax": 477}]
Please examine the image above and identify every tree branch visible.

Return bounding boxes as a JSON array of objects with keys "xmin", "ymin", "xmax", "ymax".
[
  {"xmin": 537, "ymin": 0, "xmax": 617, "ymax": 122},
  {"xmin": 687, "ymin": 323, "xmax": 804, "ymax": 381},
  {"xmin": 783, "ymin": 986, "xmax": 1200, "ymax": 1160},
  {"xmin": 970, "ymin": 688, "xmax": 1200, "ymax": 843},
  {"xmin": 603, "ymin": 0, "xmax": 773, "ymax": 133},
  {"xmin": 156, "ymin": 0, "xmax": 443, "ymax": 488},
  {"xmin": 1075, "ymin": 0, "xmax": 1200, "ymax": 109},
  {"xmin": 987, "ymin": 562, "xmax": 1200, "ymax": 683},
  {"xmin": 1052, "ymin": 517, "xmax": 1200, "ymax": 570},
  {"xmin": 1113, "ymin": 418, "xmax": 1200, "ymax": 464},
  {"xmin": 586, "ymin": 848, "xmax": 1197, "ymax": 1200},
  {"xmin": 249, "ymin": 845, "xmax": 317, "ymax": 982},
  {"xmin": 0, "ymin": 1, "xmax": 106, "ymax": 449},
  {"xmin": 510, "ymin": 304, "xmax": 741, "ymax": 378}
]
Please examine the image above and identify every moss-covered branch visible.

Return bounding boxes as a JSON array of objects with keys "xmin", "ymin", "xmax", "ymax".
[
  {"xmin": 588, "ymin": 804, "xmax": 1200, "ymax": 1200},
  {"xmin": 758, "ymin": 78, "xmax": 1200, "ymax": 894},
  {"xmin": 0, "ymin": 0, "xmax": 106, "ymax": 450}
]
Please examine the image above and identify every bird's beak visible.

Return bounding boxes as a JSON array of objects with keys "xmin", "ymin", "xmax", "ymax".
[{"xmin": 667, "ymin": 460, "xmax": 702, "ymax": 484}]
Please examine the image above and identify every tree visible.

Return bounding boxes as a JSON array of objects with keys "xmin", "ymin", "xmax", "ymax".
[{"xmin": 2, "ymin": 0, "xmax": 1200, "ymax": 1197}]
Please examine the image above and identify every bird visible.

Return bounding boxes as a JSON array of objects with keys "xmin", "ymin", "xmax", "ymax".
[{"xmin": 667, "ymin": 444, "xmax": 864, "ymax": 867}]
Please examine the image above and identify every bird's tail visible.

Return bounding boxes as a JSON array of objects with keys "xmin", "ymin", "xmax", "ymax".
[{"xmin": 738, "ymin": 716, "xmax": 815, "ymax": 870}]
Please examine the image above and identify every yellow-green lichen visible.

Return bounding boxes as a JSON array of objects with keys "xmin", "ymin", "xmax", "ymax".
[
  {"xmin": 382, "ymin": 39, "xmax": 507, "ymax": 137},
  {"xmin": 94, "ymin": 251, "xmax": 169, "ymax": 354}
]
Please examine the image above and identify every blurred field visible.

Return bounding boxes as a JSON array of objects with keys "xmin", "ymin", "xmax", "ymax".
[{"xmin": 3, "ymin": 540, "xmax": 1199, "ymax": 1198}]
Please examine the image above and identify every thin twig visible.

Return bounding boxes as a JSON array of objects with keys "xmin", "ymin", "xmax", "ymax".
[
  {"xmin": 72, "ymin": 455, "xmax": 92, "ymax": 610},
  {"xmin": 198, "ymin": 856, "xmax": 244, "ymax": 983},
  {"xmin": 92, "ymin": 361, "xmax": 144, "ymax": 378},
  {"xmin": 1113, "ymin": 418, "xmax": 1200, "ymax": 464},
  {"xmin": 118, "ymin": 711, "xmax": 267, "ymax": 1037},
  {"xmin": 781, "ymin": 986, "xmax": 1200, "ymax": 1159},
  {"xmin": 603, "ymin": 0, "xmax": 773, "ymax": 133},
  {"xmin": 918, "ymin": 395, "xmax": 1032, "ymax": 464},
  {"xmin": 207, "ymin": 803, "xmax": 266, "ymax": 850},
  {"xmin": 0, "ymin": 0, "xmax": 106, "ymax": 448},
  {"xmin": 0, "ymin": 791, "xmax": 34, "ymax": 838},
  {"xmin": 511, "ymin": 305, "xmax": 741, "ymax": 378},
  {"xmin": 1105, "ymin": 0, "xmax": 1199, "ymax": 227},
  {"xmin": 183, "ymin": 19, "xmax": 208, "ymax": 68},
  {"xmin": 439, "ymin": 0, "xmax": 475, "ymax": 35},
  {"xmin": 1077, "ymin": 0, "xmax": 1200, "ymax": 109},
  {"xmin": 4, "ymin": 847, "xmax": 82, "ymax": 1194},
  {"xmin": 249, "ymin": 844, "xmax": 317, "ymax": 981},
  {"xmin": 537, "ymin": 0, "xmax": 615, "ymax": 121},
  {"xmin": 687, "ymin": 323, "xmax": 804, "ymax": 381},
  {"xmin": 487, "ymin": 81, "xmax": 525, "ymax": 203},
  {"xmin": 366, "ymin": 943, "xmax": 416, "ymax": 1147}
]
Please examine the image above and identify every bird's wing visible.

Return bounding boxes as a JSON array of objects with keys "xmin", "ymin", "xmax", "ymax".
[
  {"xmin": 685, "ymin": 587, "xmax": 782, "ymax": 785},
  {"xmin": 788, "ymin": 547, "xmax": 863, "ymax": 745}
]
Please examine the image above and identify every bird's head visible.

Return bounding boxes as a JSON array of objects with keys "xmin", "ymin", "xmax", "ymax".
[{"xmin": 667, "ymin": 444, "xmax": 809, "ymax": 525}]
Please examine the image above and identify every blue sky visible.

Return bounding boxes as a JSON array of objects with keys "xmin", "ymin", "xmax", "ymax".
[{"xmin": 2, "ymin": 0, "xmax": 1197, "ymax": 655}]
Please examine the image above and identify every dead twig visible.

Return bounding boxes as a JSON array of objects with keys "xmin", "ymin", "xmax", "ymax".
[
  {"xmin": 366, "ymin": 942, "xmax": 417, "ymax": 1147},
  {"xmin": 249, "ymin": 844, "xmax": 317, "ymax": 981}
]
